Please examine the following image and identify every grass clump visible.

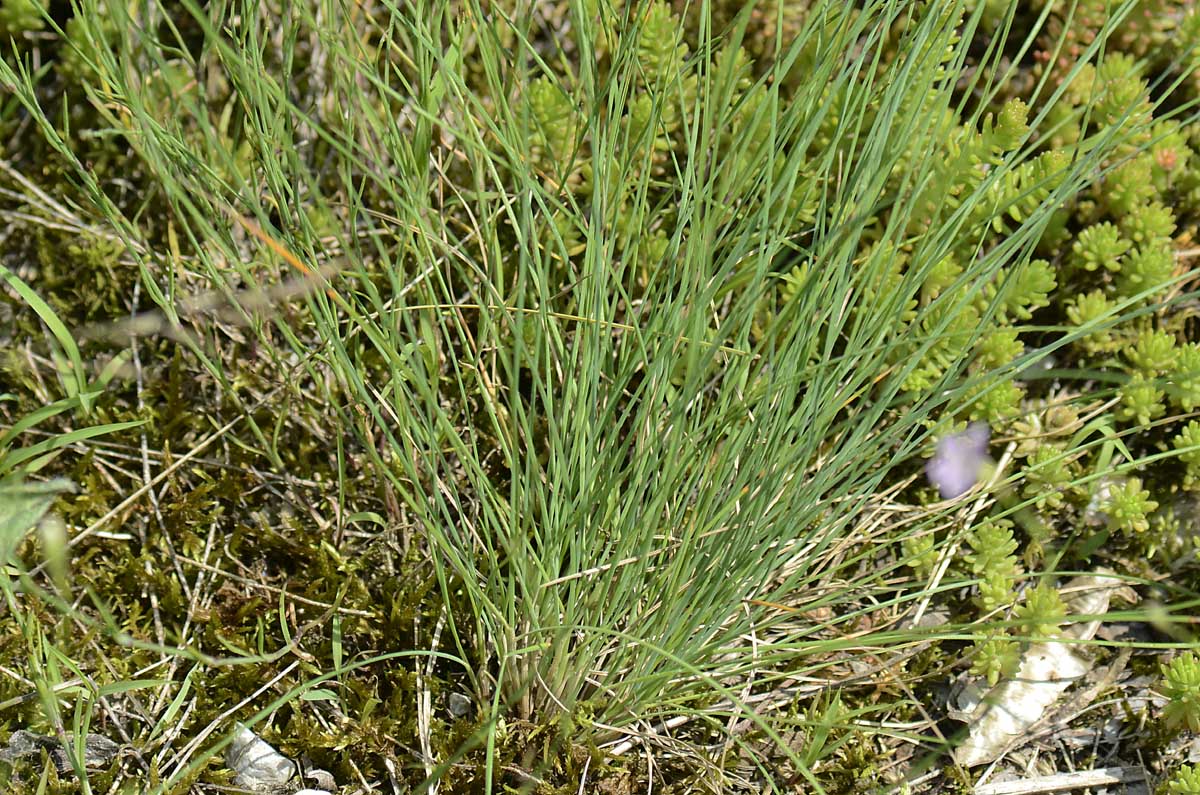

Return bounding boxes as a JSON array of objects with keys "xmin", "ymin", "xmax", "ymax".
[{"xmin": 1, "ymin": 0, "xmax": 1199, "ymax": 792}]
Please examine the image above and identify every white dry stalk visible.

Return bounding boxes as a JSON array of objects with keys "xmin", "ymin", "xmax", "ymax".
[
  {"xmin": 416, "ymin": 607, "xmax": 446, "ymax": 794},
  {"xmin": 954, "ymin": 572, "xmax": 1132, "ymax": 767},
  {"xmin": 973, "ymin": 765, "xmax": 1146, "ymax": 795}
]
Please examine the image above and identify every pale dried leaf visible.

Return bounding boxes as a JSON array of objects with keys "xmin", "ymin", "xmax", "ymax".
[{"xmin": 953, "ymin": 571, "xmax": 1124, "ymax": 767}]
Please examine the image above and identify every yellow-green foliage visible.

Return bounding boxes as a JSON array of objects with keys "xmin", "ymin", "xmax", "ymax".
[
  {"xmin": 1014, "ymin": 581, "xmax": 1066, "ymax": 638},
  {"xmin": 1168, "ymin": 763, "xmax": 1200, "ymax": 795},
  {"xmin": 0, "ymin": 0, "xmax": 43, "ymax": 35},
  {"xmin": 965, "ymin": 520, "xmax": 1021, "ymax": 613},
  {"xmin": 1162, "ymin": 652, "xmax": 1200, "ymax": 734},
  {"xmin": 1105, "ymin": 477, "xmax": 1159, "ymax": 535}
]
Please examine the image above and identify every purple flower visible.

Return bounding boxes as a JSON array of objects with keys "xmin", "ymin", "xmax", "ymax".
[{"xmin": 926, "ymin": 422, "xmax": 991, "ymax": 499}]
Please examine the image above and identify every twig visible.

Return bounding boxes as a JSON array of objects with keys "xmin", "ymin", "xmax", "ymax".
[{"xmin": 973, "ymin": 766, "xmax": 1146, "ymax": 795}]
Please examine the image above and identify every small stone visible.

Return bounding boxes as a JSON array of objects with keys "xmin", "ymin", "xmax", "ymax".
[
  {"xmin": 0, "ymin": 730, "xmax": 45, "ymax": 761},
  {"xmin": 0, "ymin": 730, "xmax": 121, "ymax": 774},
  {"xmin": 447, "ymin": 692, "xmax": 472, "ymax": 718},
  {"xmin": 225, "ymin": 724, "xmax": 295, "ymax": 790},
  {"xmin": 303, "ymin": 768, "xmax": 337, "ymax": 790}
]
